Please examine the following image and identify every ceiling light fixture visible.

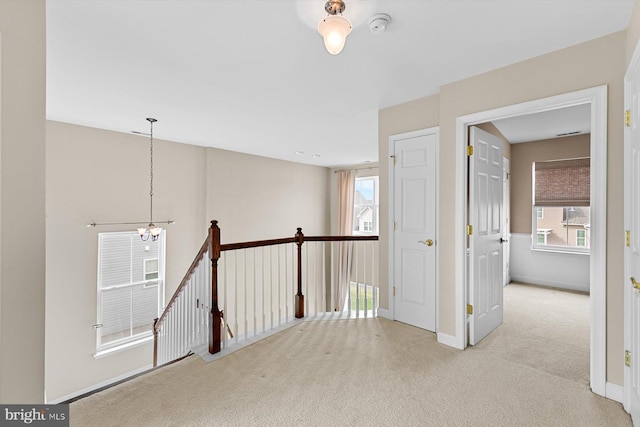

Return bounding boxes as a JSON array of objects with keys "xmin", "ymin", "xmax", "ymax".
[
  {"xmin": 137, "ymin": 118, "xmax": 162, "ymax": 241},
  {"xmin": 318, "ymin": 0, "xmax": 352, "ymax": 55}
]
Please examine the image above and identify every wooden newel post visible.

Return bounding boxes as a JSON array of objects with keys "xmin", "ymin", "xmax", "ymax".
[
  {"xmin": 295, "ymin": 227, "xmax": 305, "ymax": 319},
  {"xmin": 209, "ymin": 220, "xmax": 222, "ymax": 354},
  {"xmin": 152, "ymin": 317, "xmax": 159, "ymax": 367}
]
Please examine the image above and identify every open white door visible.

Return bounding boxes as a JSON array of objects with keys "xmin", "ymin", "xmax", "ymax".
[
  {"xmin": 468, "ymin": 126, "xmax": 504, "ymax": 345},
  {"xmin": 392, "ymin": 129, "xmax": 438, "ymax": 332},
  {"xmin": 624, "ymin": 46, "xmax": 640, "ymax": 422}
]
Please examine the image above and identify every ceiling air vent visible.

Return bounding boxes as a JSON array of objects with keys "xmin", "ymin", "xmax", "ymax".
[{"xmin": 556, "ymin": 131, "xmax": 581, "ymax": 137}]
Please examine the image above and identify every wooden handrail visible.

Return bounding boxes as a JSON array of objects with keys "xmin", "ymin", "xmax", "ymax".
[
  {"xmin": 220, "ymin": 237, "xmax": 297, "ymax": 251},
  {"xmin": 305, "ymin": 235, "xmax": 379, "ymax": 242}
]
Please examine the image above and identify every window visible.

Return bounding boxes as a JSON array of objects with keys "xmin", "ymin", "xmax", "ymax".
[
  {"xmin": 576, "ymin": 229, "xmax": 587, "ymax": 247},
  {"xmin": 353, "ymin": 176, "xmax": 379, "ymax": 235},
  {"xmin": 144, "ymin": 258, "xmax": 159, "ymax": 281},
  {"xmin": 537, "ymin": 231, "xmax": 548, "ymax": 245},
  {"xmin": 97, "ymin": 231, "xmax": 165, "ymax": 352},
  {"xmin": 532, "ymin": 158, "xmax": 590, "ymax": 252}
]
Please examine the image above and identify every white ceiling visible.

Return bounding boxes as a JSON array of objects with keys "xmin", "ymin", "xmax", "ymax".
[
  {"xmin": 492, "ymin": 103, "xmax": 592, "ymax": 144},
  {"xmin": 46, "ymin": 0, "xmax": 634, "ymax": 167}
]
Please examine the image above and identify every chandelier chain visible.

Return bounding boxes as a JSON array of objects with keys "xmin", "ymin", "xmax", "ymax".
[{"xmin": 148, "ymin": 118, "xmax": 155, "ymax": 224}]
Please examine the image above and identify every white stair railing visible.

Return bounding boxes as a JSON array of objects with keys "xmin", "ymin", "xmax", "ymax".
[
  {"xmin": 154, "ymin": 222, "xmax": 379, "ymax": 366},
  {"xmin": 153, "ymin": 238, "xmax": 210, "ymax": 366}
]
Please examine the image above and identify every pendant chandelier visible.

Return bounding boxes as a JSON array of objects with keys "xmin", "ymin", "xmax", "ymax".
[
  {"xmin": 137, "ymin": 117, "xmax": 162, "ymax": 241},
  {"xmin": 317, "ymin": 0, "xmax": 352, "ymax": 55}
]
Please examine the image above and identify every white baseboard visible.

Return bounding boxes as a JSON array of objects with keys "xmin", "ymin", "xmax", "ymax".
[
  {"xmin": 47, "ymin": 364, "xmax": 153, "ymax": 404},
  {"xmin": 510, "ymin": 275, "xmax": 589, "ymax": 293},
  {"xmin": 606, "ymin": 381, "xmax": 624, "ymax": 403},
  {"xmin": 437, "ymin": 331, "xmax": 462, "ymax": 349},
  {"xmin": 377, "ymin": 308, "xmax": 391, "ymax": 320}
]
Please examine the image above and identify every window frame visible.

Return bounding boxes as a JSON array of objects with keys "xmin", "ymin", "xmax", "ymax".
[
  {"xmin": 353, "ymin": 175, "xmax": 379, "ymax": 236},
  {"xmin": 144, "ymin": 258, "xmax": 160, "ymax": 281},
  {"xmin": 536, "ymin": 231, "xmax": 548, "ymax": 245},
  {"xmin": 531, "ymin": 158, "xmax": 591, "ymax": 255},
  {"xmin": 576, "ymin": 228, "xmax": 587, "ymax": 248},
  {"xmin": 531, "ymin": 206, "xmax": 590, "ymax": 254},
  {"xmin": 96, "ymin": 231, "xmax": 166, "ymax": 354}
]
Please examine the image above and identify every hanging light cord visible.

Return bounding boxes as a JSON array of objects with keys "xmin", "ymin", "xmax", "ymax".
[{"xmin": 148, "ymin": 117, "xmax": 156, "ymax": 226}]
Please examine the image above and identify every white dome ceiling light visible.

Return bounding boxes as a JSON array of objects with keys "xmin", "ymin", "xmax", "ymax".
[{"xmin": 317, "ymin": 0, "xmax": 352, "ymax": 55}]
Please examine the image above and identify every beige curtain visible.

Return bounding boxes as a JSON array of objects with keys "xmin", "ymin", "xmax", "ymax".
[{"xmin": 336, "ymin": 170, "xmax": 355, "ymax": 311}]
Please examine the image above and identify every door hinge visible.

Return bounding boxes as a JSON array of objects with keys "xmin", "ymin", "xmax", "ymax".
[
  {"xmin": 626, "ymin": 350, "xmax": 631, "ymax": 367},
  {"xmin": 393, "ymin": 286, "xmax": 396, "ymax": 297},
  {"xmin": 467, "ymin": 304, "xmax": 473, "ymax": 315},
  {"xmin": 390, "ymin": 155, "xmax": 396, "ymax": 165},
  {"xmin": 626, "ymin": 230, "xmax": 631, "ymax": 247},
  {"xmin": 393, "ymin": 221, "xmax": 396, "ymax": 231},
  {"xmin": 467, "ymin": 225, "xmax": 473, "ymax": 235},
  {"xmin": 625, "ymin": 110, "xmax": 632, "ymax": 127},
  {"xmin": 467, "ymin": 146, "xmax": 474, "ymax": 156}
]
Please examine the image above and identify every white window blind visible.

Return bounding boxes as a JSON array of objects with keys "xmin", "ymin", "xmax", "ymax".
[
  {"xmin": 534, "ymin": 157, "xmax": 590, "ymax": 207},
  {"xmin": 97, "ymin": 231, "xmax": 164, "ymax": 350}
]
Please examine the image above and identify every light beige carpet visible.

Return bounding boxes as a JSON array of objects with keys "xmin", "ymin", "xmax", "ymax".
[{"xmin": 70, "ymin": 283, "xmax": 631, "ymax": 426}]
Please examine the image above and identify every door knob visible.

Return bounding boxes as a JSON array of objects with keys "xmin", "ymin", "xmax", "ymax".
[
  {"xmin": 418, "ymin": 240, "xmax": 434, "ymax": 247},
  {"xmin": 632, "ymin": 277, "xmax": 640, "ymax": 291}
]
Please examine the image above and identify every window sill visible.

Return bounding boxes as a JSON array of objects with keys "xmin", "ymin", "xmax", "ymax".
[
  {"xmin": 530, "ymin": 247, "xmax": 590, "ymax": 256},
  {"xmin": 94, "ymin": 335, "xmax": 153, "ymax": 359}
]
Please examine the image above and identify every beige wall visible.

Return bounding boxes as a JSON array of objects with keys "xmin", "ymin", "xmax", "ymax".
[
  {"xmin": 45, "ymin": 121, "xmax": 330, "ymax": 402},
  {"xmin": 378, "ymin": 95, "xmax": 440, "ymax": 310},
  {"xmin": 379, "ymin": 31, "xmax": 626, "ymax": 385},
  {"xmin": 510, "ymin": 134, "xmax": 590, "ymax": 234},
  {"xmin": 0, "ymin": 0, "xmax": 46, "ymax": 403},
  {"xmin": 206, "ymin": 148, "xmax": 330, "ymax": 242},
  {"xmin": 45, "ymin": 121, "xmax": 207, "ymax": 401}
]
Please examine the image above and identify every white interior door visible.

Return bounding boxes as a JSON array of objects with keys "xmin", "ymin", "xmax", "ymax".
[
  {"xmin": 468, "ymin": 126, "xmax": 504, "ymax": 345},
  {"xmin": 392, "ymin": 129, "xmax": 437, "ymax": 331},
  {"xmin": 624, "ymin": 50, "xmax": 640, "ymax": 422}
]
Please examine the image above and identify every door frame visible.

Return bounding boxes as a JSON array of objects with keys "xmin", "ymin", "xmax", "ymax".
[
  {"xmin": 624, "ymin": 38, "xmax": 640, "ymax": 414},
  {"xmin": 503, "ymin": 156, "xmax": 511, "ymax": 286},
  {"xmin": 388, "ymin": 126, "xmax": 440, "ymax": 330},
  {"xmin": 454, "ymin": 86, "xmax": 608, "ymax": 396}
]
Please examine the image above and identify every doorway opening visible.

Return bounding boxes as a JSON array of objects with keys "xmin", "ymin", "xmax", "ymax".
[{"xmin": 455, "ymin": 86, "xmax": 608, "ymax": 396}]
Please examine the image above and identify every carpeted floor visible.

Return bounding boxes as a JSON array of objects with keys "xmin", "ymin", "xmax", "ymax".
[{"xmin": 70, "ymin": 283, "xmax": 631, "ymax": 426}]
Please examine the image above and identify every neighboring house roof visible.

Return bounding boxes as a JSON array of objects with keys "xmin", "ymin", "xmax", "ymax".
[
  {"xmin": 354, "ymin": 191, "xmax": 372, "ymax": 205},
  {"xmin": 355, "ymin": 206, "xmax": 371, "ymax": 218},
  {"xmin": 563, "ymin": 207, "xmax": 590, "ymax": 226}
]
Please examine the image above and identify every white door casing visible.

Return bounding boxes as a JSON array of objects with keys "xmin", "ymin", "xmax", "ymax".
[
  {"xmin": 468, "ymin": 127, "xmax": 504, "ymax": 345},
  {"xmin": 390, "ymin": 128, "xmax": 438, "ymax": 332},
  {"xmin": 455, "ymin": 86, "xmax": 607, "ymax": 395},
  {"xmin": 624, "ymin": 43, "xmax": 640, "ymax": 421},
  {"xmin": 503, "ymin": 157, "xmax": 511, "ymax": 286}
]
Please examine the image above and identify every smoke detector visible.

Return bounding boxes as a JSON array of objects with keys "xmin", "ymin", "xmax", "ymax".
[{"xmin": 369, "ymin": 13, "xmax": 391, "ymax": 34}]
